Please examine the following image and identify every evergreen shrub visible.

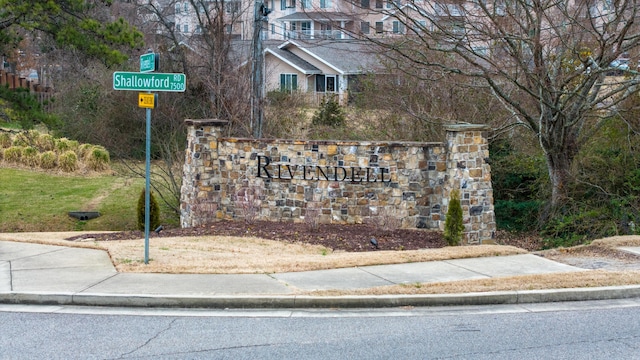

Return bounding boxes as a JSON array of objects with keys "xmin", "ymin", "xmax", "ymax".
[
  {"xmin": 312, "ymin": 94, "xmax": 345, "ymax": 127},
  {"xmin": 444, "ymin": 189, "xmax": 464, "ymax": 246},
  {"xmin": 137, "ymin": 188, "xmax": 161, "ymax": 232}
]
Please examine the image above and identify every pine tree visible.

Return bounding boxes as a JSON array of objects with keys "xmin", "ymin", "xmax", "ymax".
[{"xmin": 312, "ymin": 95, "xmax": 346, "ymax": 127}]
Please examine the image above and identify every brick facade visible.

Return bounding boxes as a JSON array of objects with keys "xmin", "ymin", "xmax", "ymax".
[{"xmin": 180, "ymin": 119, "xmax": 495, "ymax": 244}]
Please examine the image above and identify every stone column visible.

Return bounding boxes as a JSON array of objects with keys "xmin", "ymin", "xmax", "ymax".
[
  {"xmin": 180, "ymin": 119, "xmax": 228, "ymax": 228},
  {"xmin": 443, "ymin": 124, "xmax": 496, "ymax": 244}
]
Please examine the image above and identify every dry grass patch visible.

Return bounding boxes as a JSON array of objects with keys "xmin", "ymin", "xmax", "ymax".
[
  {"xmin": 0, "ymin": 232, "xmax": 525, "ymax": 274},
  {"xmin": 101, "ymin": 236, "xmax": 525, "ymax": 274},
  {"xmin": 538, "ymin": 235, "xmax": 640, "ymax": 260},
  {"xmin": 307, "ymin": 270, "xmax": 640, "ymax": 296}
]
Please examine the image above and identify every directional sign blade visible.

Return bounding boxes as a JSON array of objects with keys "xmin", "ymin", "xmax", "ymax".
[
  {"xmin": 113, "ymin": 72, "xmax": 186, "ymax": 92},
  {"xmin": 140, "ymin": 53, "xmax": 158, "ymax": 73}
]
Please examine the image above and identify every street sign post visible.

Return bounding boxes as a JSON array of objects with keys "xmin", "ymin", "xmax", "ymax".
[
  {"xmin": 140, "ymin": 53, "xmax": 158, "ymax": 73},
  {"xmin": 113, "ymin": 72, "xmax": 186, "ymax": 92},
  {"xmin": 113, "ymin": 55, "xmax": 187, "ymax": 265}
]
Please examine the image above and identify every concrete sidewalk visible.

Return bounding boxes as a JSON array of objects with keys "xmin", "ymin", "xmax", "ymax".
[{"xmin": 1, "ymin": 240, "xmax": 640, "ymax": 308}]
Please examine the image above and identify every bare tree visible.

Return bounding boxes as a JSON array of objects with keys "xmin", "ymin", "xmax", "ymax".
[
  {"xmin": 343, "ymin": 0, "xmax": 640, "ymax": 208},
  {"xmin": 133, "ymin": 0, "xmax": 252, "ymax": 129}
]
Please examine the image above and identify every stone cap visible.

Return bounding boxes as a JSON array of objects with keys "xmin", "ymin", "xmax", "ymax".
[
  {"xmin": 184, "ymin": 119, "xmax": 229, "ymax": 127},
  {"xmin": 444, "ymin": 123, "xmax": 490, "ymax": 132}
]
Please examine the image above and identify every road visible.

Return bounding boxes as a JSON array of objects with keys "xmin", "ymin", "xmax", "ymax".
[{"xmin": 1, "ymin": 300, "xmax": 639, "ymax": 359}]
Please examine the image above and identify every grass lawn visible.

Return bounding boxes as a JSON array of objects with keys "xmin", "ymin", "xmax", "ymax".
[{"xmin": 0, "ymin": 167, "xmax": 177, "ymax": 232}]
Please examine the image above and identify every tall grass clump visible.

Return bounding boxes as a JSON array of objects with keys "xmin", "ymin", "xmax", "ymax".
[
  {"xmin": 0, "ymin": 133, "xmax": 11, "ymax": 148},
  {"xmin": 35, "ymin": 133, "xmax": 55, "ymax": 151},
  {"xmin": 55, "ymin": 138, "xmax": 79, "ymax": 153},
  {"xmin": 12, "ymin": 129, "xmax": 41, "ymax": 147},
  {"xmin": 58, "ymin": 150, "xmax": 78, "ymax": 172},
  {"xmin": 4, "ymin": 146, "xmax": 23, "ymax": 163},
  {"xmin": 77, "ymin": 143, "xmax": 93, "ymax": 159},
  {"xmin": 39, "ymin": 151, "xmax": 57, "ymax": 169},
  {"xmin": 86, "ymin": 146, "xmax": 110, "ymax": 171},
  {"xmin": 22, "ymin": 146, "xmax": 39, "ymax": 166}
]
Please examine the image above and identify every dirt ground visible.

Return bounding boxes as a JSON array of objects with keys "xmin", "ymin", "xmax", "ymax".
[{"xmin": 66, "ymin": 220, "xmax": 447, "ymax": 252}]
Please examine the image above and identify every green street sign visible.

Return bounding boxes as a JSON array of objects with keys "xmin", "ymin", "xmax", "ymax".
[
  {"xmin": 140, "ymin": 53, "xmax": 158, "ymax": 73},
  {"xmin": 113, "ymin": 72, "xmax": 186, "ymax": 92}
]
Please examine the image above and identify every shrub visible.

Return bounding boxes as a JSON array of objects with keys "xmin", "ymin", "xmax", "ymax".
[
  {"xmin": 12, "ymin": 130, "xmax": 41, "ymax": 147},
  {"xmin": 312, "ymin": 94, "xmax": 346, "ymax": 127},
  {"xmin": 39, "ymin": 151, "xmax": 57, "ymax": 169},
  {"xmin": 137, "ymin": 188, "xmax": 161, "ymax": 232},
  {"xmin": 55, "ymin": 138, "xmax": 79, "ymax": 153},
  {"xmin": 35, "ymin": 133, "xmax": 55, "ymax": 152},
  {"xmin": 4, "ymin": 146, "xmax": 23, "ymax": 163},
  {"xmin": 86, "ymin": 146, "xmax": 110, "ymax": 171},
  {"xmin": 22, "ymin": 146, "xmax": 39, "ymax": 167},
  {"xmin": 444, "ymin": 189, "xmax": 464, "ymax": 246},
  {"xmin": 58, "ymin": 150, "xmax": 78, "ymax": 172},
  {"xmin": 77, "ymin": 143, "xmax": 93, "ymax": 159},
  {"xmin": 0, "ymin": 133, "xmax": 11, "ymax": 148}
]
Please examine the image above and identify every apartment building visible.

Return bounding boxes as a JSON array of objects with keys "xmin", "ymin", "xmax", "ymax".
[{"xmin": 143, "ymin": 0, "xmax": 630, "ymax": 102}]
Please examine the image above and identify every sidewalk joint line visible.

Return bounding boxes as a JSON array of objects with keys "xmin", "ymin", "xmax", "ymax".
[
  {"xmin": 442, "ymin": 260, "xmax": 493, "ymax": 278},
  {"xmin": 78, "ymin": 272, "xmax": 119, "ymax": 293},
  {"xmin": 357, "ymin": 267, "xmax": 396, "ymax": 285}
]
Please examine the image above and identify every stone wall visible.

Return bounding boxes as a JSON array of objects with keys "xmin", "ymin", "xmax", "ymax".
[{"xmin": 180, "ymin": 119, "xmax": 495, "ymax": 244}]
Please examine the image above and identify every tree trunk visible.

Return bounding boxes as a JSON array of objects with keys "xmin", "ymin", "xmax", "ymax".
[{"xmin": 545, "ymin": 143, "xmax": 577, "ymax": 208}]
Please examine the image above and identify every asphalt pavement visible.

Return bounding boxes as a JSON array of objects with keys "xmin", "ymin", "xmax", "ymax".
[{"xmin": 1, "ymin": 239, "xmax": 640, "ymax": 309}]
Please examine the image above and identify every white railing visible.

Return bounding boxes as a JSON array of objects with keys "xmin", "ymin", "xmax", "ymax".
[{"xmin": 284, "ymin": 30, "xmax": 349, "ymax": 40}]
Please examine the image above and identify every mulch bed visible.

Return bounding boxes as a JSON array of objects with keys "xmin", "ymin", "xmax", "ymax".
[{"xmin": 66, "ymin": 220, "xmax": 447, "ymax": 252}]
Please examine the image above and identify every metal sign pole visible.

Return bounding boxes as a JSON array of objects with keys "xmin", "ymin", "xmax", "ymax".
[{"xmin": 144, "ymin": 105, "xmax": 151, "ymax": 264}]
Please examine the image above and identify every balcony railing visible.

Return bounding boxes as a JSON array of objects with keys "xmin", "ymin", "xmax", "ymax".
[{"xmin": 284, "ymin": 30, "xmax": 350, "ymax": 40}]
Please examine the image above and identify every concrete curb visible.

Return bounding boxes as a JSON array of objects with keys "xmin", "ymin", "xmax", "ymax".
[{"xmin": 2, "ymin": 285, "xmax": 640, "ymax": 309}]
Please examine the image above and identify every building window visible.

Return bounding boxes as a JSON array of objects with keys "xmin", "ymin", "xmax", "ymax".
[
  {"xmin": 392, "ymin": 21, "xmax": 404, "ymax": 34},
  {"xmin": 281, "ymin": 0, "xmax": 286, "ymax": 10},
  {"xmin": 176, "ymin": 23, "xmax": 181, "ymax": 32},
  {"xmin": 195, "ymin": 25, "xmax": 202, "ymax": 33},
  {"xmin": 320, "ymin": 0, "xmax": 331, "ymax": 9},
  {"xmin": 184, "ymin": 24, "xmax": 189, "ymax": 33},
  {"xmin": 225, "ymin": 24, "xmax": 232, "ymax": 33},
  {"xmin": 183, "ymin": 3, "xmax": 189, "ymax": 13},
  {"xmin": 361, "ymin": 21, "xmax": 370, "ymax": 34},
  {"xmin": 303, "ymin": 0, "xmax": 311, "ymax": 8},
  {"xmin": 375, "ymin": 0, "xmax": 383, "ymax": 8},
  {"xmin": 361, "ymin": 0, "xmax": 370, "ymax": 8},
  {"xmin": 301, "ymin": 21, "xmax": 311, "ymax": 35},
  {"xmin": 315, "ymin": 75, "xmax": 337, "ymax": 92},
  {"xmin": 412, "ymin": 20, "xmax": 426, "ymax": 33},
  {"xmin": 375, "ymin": 21, "xmax": 383, "ymax": 34},
  {"xmin": 280, "ymin": 74, "xmax": 298, "ymax": 92},
  {"xmin": 226, "ymin": 1, "xmax": 240, "ymax": 13},
  {"xmin": 175, "ymin": 3, "xmax": 181, "ymax": 14}
]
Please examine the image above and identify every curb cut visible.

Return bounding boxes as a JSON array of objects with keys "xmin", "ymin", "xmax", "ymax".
[{"xmin": 2, "ymin": 285, "xmax": 640, "ymax": 309}]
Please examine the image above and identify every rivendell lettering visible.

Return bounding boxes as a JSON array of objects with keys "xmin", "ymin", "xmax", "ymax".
[{"xmin": 256, "ymin": 155, "xmax": 391, "ymax": 182}]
